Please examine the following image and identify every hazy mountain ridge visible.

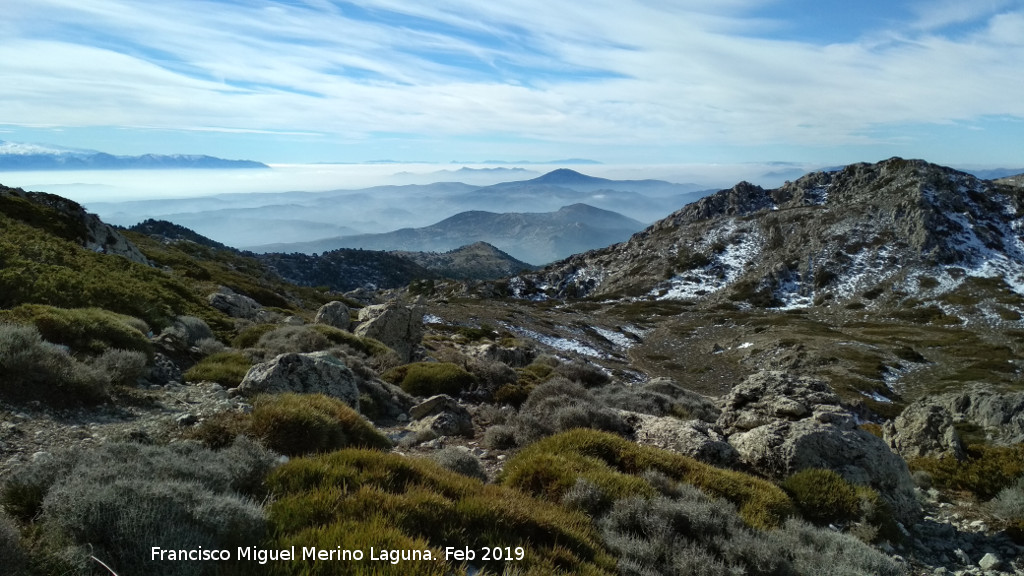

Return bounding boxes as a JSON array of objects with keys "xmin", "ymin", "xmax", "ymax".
[
  {"xmin": 391, "ymin": 242, "xmax": 536, "ymax": 280},
  {"xmin": 0, "ymin": 140, "xmax": 267, "ymax": 170},
  {"xmin": 250, "ymin": 203, "xmax": 646, "ymax": 265}
]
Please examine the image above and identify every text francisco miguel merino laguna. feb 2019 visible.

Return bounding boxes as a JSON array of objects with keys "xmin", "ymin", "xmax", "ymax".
[{"xmin": 151, "ymin": 545, "xmax": 527, "ymax": 565}]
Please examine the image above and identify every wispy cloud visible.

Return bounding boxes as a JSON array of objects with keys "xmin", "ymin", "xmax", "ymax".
[{"xmin": 2, "ymin": 0, "xmax": 1023, "ymax": 161}]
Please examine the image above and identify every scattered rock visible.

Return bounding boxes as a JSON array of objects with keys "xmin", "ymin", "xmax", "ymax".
[
  {"xmin": 885, "ymin": 402, "xmax": 967, "ymax": 460},
  {"xmin": 354, "ymin": 302, "xmax": 425, "ymax": 362},
  {"xmin": 208, "ymin": 286, "xmax": 262, "ymax": 319},
  {"xmin": 146, "ymin": 352, "xmax": 183, "ymax": 386},
  {"xmin": 314, "ymin": 301, "xmax": 352, "ymax": 331},
  {"xmin": 408, "ymin": 394, "xmax": 473, "ymax": 438},
  {"xmin": 978, "ymin": 552, "xmax": 1001, "ymax": 571},
  {"xmin": 630, "ymin": 413, "xmax": 738, "ymax": 468},
  {"xmin": 234, "ymin": 352, "xmax": 360, "ymax": 409}
]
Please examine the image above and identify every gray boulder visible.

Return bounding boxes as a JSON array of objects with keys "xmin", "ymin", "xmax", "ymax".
[
  {"xmin": 884, "ymin": 402, "xmax": 965, "ymax": 460},
  {"xmin": 470, "ymin": 342, "xmax": 537, "ymax": 368},
  {"xmin": 719, "ymin": 371, "xmax": 920, "ymax": 524},
  {"xmin": 234, "ymin": 352, "xmax": 359, "ymax": 409},
  {"xmin": 932, "ymin": 385, "xmax": 1024, "ymax": 445},
  {"xmin": 631, "ymin": 413, "xmax": 738, "ymax": 468},
  {"xmin": 408, "ymin": 394, "xmax": 473, "ymax": 438},
  {"xmin": 314, "ymin": 301, "xmax": 351, "ymax": 331},
  {"xmin": 208, "ymin": 287, "xmax": 261, "ymax": 320},
  {"xmin": 354, "ymin": 302, "xmax": 424, "ymax": 362}
]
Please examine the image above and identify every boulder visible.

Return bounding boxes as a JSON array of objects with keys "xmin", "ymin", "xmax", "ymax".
[
  {"xmin": 314, "ymin": 301, "xmax": 352, "ymax": 331},
  {"xmin": 407, "ymin": 394, "xmax": 473, "ymax": 438},
  {"xmin": 470, "ymin": 342, "xmax": 537, "ymax": 368},
  {"xmin": 718, "ymin": 371, "xmax": 920, "ymax": 524},
  {"xmin": 884, "ymin": 402, "xmax": 965, "ymax": 460},
  {"xmin": 631, "ymin": 412, "xmax": 738, "ymax": 468},
  {"xmin": 932, "ymin": 385, "xmax": 1024, "ymax": 445},
  {"xmin": 208, "ymin": 287, "xmax": 262, "ymax": 320},
  {"xmin": 234, "ymin": 352, "xmax": 359, "ymax": 409},
  {"xmin": 146, "ymin": 352, "xmax": 182, "ymax": 385},
  {"xmin": 354, "ymin": 302, "xmax": 424, "ymax": 362}
]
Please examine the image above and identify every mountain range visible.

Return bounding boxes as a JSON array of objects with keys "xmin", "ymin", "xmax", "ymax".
[{"xmin": 0, "ymin": 140, "xmax": 267, "ymax": 170}]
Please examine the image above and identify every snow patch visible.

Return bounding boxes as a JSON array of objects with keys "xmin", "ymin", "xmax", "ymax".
[
  {"xmin": 654, "ymin": 219, "xmax": 762, "ymax": 300},
  {"xmin": 593, "ymin": 326, "xmax": 636, "ymax": 349},
  {"xmin": 500, "ymin": 323, "xmax": 607, "ymax": 358}
]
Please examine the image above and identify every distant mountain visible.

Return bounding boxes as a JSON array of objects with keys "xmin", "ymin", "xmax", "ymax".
[
  {"xmin": 392, "ymin": 242, "xmax": 536, "ymax": 280},
  {"xmin": 485, "ymin": 168, "xmax": 703, "ymax": 195},
  {"xmin": 0, "ymin": 141, "xmax": 267, "ymax": 170},
  {"xmin": 248, "ymin": 203, "xmax": 646, "ymax": 265},
  {"xmin": 129, "ymin": 219, "xmax": 233, "ymax": 251}
]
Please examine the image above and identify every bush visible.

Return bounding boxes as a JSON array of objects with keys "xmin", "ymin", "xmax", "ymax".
[
  {"xmin": 595, "ymin": 378, "xmax": 720, "ymax": 422},
  {"xmin": 265, "ymin": 449, "xmax": 617, "ymax": 575},
  {"xmin": 0, "ymin": 304, "xmax": 151, "ymax": 355},
  {"xmin": 0, "ymin": 509, "xmax": 26, "ymax": 575},
  {"xmin": 482, "ymin": 425, "xmax": 517, "ymax": 450},
  {"xmin": 232, "ymin": 323, "xmax": 277, "ymax": 348},
  {"xmin": 257, "ymin": 325, "xmax": 331, "ymax": 356},
  {"xmin": 500, "ymin": 429, "xmax": 793, "ymax": 530},
  {"xmin": 159, "ymin": 315, "xmax": 215, "ymax": 351},
  {"xmin": 0, "ymin": 323, "xmax": 110, "ymax": 405},
  {"xmin": 781, "ymin": 468, "xmax": 861, "ymax": 526},
  {"xmin": 183, "ymin": 350, "xmax": 252, "ymax": 387},
  {"xmin": 249, "ymin": 393, "xmax": 391, "ymax": 457},
  {"xmin": 2, "ymin": 439, "xmax": 277, "ymax": 576},
  {"xmin": 389, "ymin": 362, "xmax": 477, "ymax": 397},
  {"xmin": 554, "ymin": 360, "xmax": 611, "ymax": 387},
  {"xmin": 431, "ymin": 447, "xmax": 487, "ymax": 482},
  {"xmin": 90, "ymin": 348, "xmax": 149, "ymax": 386},
  {"xmin": 511, "ymin": 378, "xmax": 632, "ymax": 447},
  {"xmin": 989, "ymin": 476, "xmax": 1024, "ymax": 541},
  {"xmin": 909, "ymin": 443, "xmax": 1024, "ymax": 499}
]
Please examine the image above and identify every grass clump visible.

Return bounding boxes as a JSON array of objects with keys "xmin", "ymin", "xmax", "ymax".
[
  {"xmin": 909, "ymin": 443, "xmax": 1024, "ymax": 500},
  {"xmin": 264, "ymin": 449, "xmax": 617, "ymax": 575},
  {"xmin": 0, "ymin": 323, "xmax": 110, "ymax": 405},
  {"xmin": 780, "ymin": 468, "xmax": 861, "ymax": 525},
  {"xmin": 249, "ymin": 393, "xmax": 391, "ymax": 457},
  {"xmin": 385, "ymin": 362, "xmax": 477, "ymax": 397},
  {"xmin": 0, "ymin": 304, "xmax": 151, "ymax": 355},
  {"xmin": 500, "ymin": 429, "xmax": 794, "ymax": 530},
  {"xmin": 183, "ymin": 350, "xmax": 252, "ymax": 387}
]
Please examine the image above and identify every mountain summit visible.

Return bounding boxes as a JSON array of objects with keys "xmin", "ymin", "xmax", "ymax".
[{"xmin": 517, "ymin": 157, "xmax": 1024, "ymax": 316}]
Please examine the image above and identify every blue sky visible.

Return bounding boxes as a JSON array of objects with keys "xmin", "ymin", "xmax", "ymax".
[{"xmin": 2, "ymin": 0, "xmax": 1023, "ymax": 166}]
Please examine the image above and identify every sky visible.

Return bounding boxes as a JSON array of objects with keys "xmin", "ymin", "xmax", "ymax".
[{"xmin": 2, "ymin": 0, "xmax": 1024, "ymax": 167}]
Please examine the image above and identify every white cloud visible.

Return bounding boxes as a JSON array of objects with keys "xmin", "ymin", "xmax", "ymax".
[{"xmin": 2, "ymin": 0, "xmax": 1023, "ymax": 157}]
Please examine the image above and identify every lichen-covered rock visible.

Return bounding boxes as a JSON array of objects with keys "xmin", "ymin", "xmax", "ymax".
[
  {"xmin": 314, "ymin": 301, "xmax": 351, "ymax": 331},
  {"xmin": 631, "ymin": 413, "xmax": 738, "ymax": 468},
  {"xmin": 354, "ymin": 302, "xmax": 424, "ymax": 362},
  {"xmin": 884, "ymin": 402, "xmax": 965, "ymax": 460},
  {"xmin": 208, "ymin": 287, "xmax": 262, "ymax": 320},
  {"xmin": 718, "ymin": 371, "xmax": 920, "ymax": 524},
  {"xmin": 234, "ymin": 352, "xmax": 359, "ymax": 409},
  {"xmin": 931, "ymin": 385, "xmax": 1024, "ymax": 445}
]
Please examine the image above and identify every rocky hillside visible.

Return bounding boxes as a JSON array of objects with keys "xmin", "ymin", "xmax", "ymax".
[
  {"xmin": 392, "ymin": 241, "xmax": 536, "ymax": 280},
  {"xmin": 518, "ymin": 158, "xmax": 1024, "ymax": 314}
]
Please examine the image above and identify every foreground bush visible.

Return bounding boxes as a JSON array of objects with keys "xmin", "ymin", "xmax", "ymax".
[
  {"xmin": 184, "ymin": 350, "xmax": 252, "ymax": 387},
  {"xmin": 0, "ymin": 508, "xmax": 26, "ymax": 575},
  {"xmin": 0, "ymin": 323, "xmax": 109, "ymax": 405},
  {"xmin": 510, "ymin": 378, "xmax": 633, "ymax": 447},
  {"xmin": 500, "ymin": 429, "xmax": 793, "ymax": 529},
  {"xmin": 0, "ymin": 304, "xmax": 151, "ymax": 355},
  {"xmin": 989, "ymin": 476, "xmax": 1024, "ymax": 542},
  {"xmin": 249, "ymin": 393, "xmax": 391, "ymax": 457},
  {"xmin": 385, "ymin": 362, "xmax": 477, "ymax": 397},
  {"xmin": 909, "ymin": 443, "xmax": 1024, "ymax": 499},
  {"xmin": 264, "ymin": 449, "xmax": 617, "ymax": 575},
  {"xmin": 1, "ymin": 439, "xmax": 277, "ymax": 576}
]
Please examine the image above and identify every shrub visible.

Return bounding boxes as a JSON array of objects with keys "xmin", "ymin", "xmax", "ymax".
[
  {"xmin": 431, "ymin": 447, "xmax": 487, "ymax": 482},
  {"xmin": 0, "ymin": 323, "xmax": 109, "ymax": 405},
  {"xmin": 265, "ymin": 449, "xmax": 617, "ymax": 575},
  {"xmin": 0, "ymin": 509, "xmax": 26, "ymax": 575},
  {"xmin": 249, "ymin": 393, "xmax": 391, "ymax": 457},
  {"xmin": 780, "ymin": 468, "xmax": 861, "ymax": 526},
  {"xmin": 257, "ymin": 325, "xmax": 331, "ymax": 356},
  {"xmin": 183, "ymin": 350, "xmax": 252, "ymax": 387},
  {"xmin": 0, "ymin": 304, "xmax": 151, "ymax": 355},
  {"xmin": 500, "ymin": 429, "xmax": 793, "ymax": 530},
  {"xmin": 595, "ymin": 378, "xmax": 720, "ymax": 422},
  {"xmin": 554, "ymin": 360, "xmax": 611, "ymax": 387},
  {"xmin": 909, "ymin": 443, "xmax": 1024, "ymax": 499},
  {"xmin": 989, "ymin": 476, "xmax": 1024, "ymax": 541},
  {"xmin": 159, "ymin": 315, "xmax": 215, "ymax": 350},
  {"xmin": 482, "ymin": 425, "xmax": 517, "ymax": 450},
  {"xmin": 392, "ymin": 362, "xmax": 476, "ymax": 397},
  {"xmin": 90, "ymin": 348, "xmax": 149, "ymax": 386},
  {"xmin": 511, "ymin": 378, "xmax": 632, "ymax": 446},
  {"xmin": 232, "ymin": 323, "xmax": 278, "ymax": 348}
]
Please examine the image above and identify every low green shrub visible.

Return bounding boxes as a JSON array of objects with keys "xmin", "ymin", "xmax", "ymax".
[
  {"xmin": 249, "ymin": 393, "xmax": 391, "ymax": 457},
  {"xmin": 511, "ymin": 378, "xmax": 632, "ymax": 447},
  {"xmin": 0, "ymin": 323, "xmax": 110, "ymax": 405},
  {"xmin": 431, "ymin": 447, "xmax": 487, "ymax": 482},
  {"xmin": 0, "ymin": 304, "xmax": 151, "ymax": 355},
  {"xmin": 264, "ymin": 449, "xmax": 617, "ymax": 575},
  {"xmin": 183, "ymin": 350, "xmax": 252, "ymax": 387},
  {"xmin": 781, "ymin": 468, "xmax": 861, "ymax": 525},
  {"xmin": 232, "ymin": 323, "xmax": 278, "ymax": 348},
  {"xmin": 389, "ymin": 362, "xmax": 476, "ymax": 397},
  {"xmin": 0, "ymin": 509, "xmax": 26, "ymax": 576},
  {"xmin": 909, "ymin": 443, "xmax": 1024, "ymax": 499},
  {"xmin": 90, "ymin": 348, "xmax": 149, "ymax": 386},
  {"xmin": 500, "ymin": 429, "xmax": 794, "ymax": 530},
  {"xmin": 257, "ymin": 325, "xmax": 331, "ymax": 356}
]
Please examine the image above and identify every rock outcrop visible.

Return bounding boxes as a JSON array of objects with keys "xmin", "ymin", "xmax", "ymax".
[
  {"xmin": 884, "ymin": 402, "xmax": 966, "ymax": 460},
  {"xmin": 407, "ymin": 394, "xmax": 473, "ymax": 438},
  {"xmin": 208, "ymin": 287, "xmax": 262, "ymax": 320},
  {"xmin": 630, "ymin": 413, "xmax": 738, "ymax": 468},
  {"xmin": 314, "ymin": 301, "xmax": 351, "ymax": 331},
  {"xmin": 234, "ymin": 352, "xmax": 360, "ymax": 409},
  {"xmin": 718, "ymin": 371, "xmax": 921, "ymax": 524},
  {"xmin": 354, "ymin": 302, "xmax": 424, "ymax": 362},
  {"xmin": 931, "ymin": 386, "xmax": 1024, "ymax": 445}
]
